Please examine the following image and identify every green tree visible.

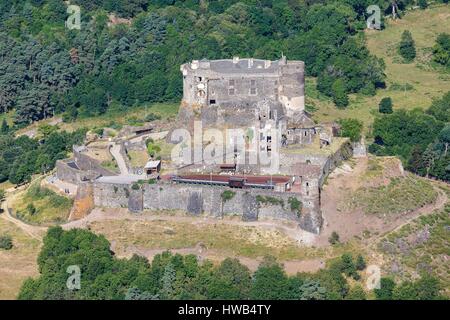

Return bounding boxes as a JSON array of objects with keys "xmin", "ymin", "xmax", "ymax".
[
  {"xmin": 379, "ymin": 97, "xmax": 393, "ymax": 114},
  {"xmin": 338, "ymin": 118, "xmax": 363, "ymax": 142},
  {"xmin": 207, "ymin": 258, "xmax": 252, "ymax": 299},
  {"xmin": 297, "ymin": 279, "xmax": 327, "ymax": 300},
  {"xmin": 433, "ymin": 33, "xmax": 450, "ymax": 67},
  {"xmin": 160, "ymin": 262, "xmax": 176, "ymax": 299},
  {"xmin": 331, "ymin": 79, "xmax": 349, "ymax": 108},
  {"xmin": 355, "ymin": 255, "xmax": 366, "ymax": 271},
  {"xmin": 418, "ymin": 0, "xmax": 428, "ymax": 9},
  {"xmin": 426, "ymin": 91, "xmax": 450, "ymax": 122},
  {"xmin": 1, "ymin": 119, "xmax": 9, "ymax": 134},
  {"xmin": 374, "ymin": 277, "xmax": 396, "ymax": 300},
  {"xmin": 399, "ymin": 30, "xmax": 416, "ymax": 62},
  {"xmin": 250, "ymin": 256, "xmax": 289, "ymax": 300}
]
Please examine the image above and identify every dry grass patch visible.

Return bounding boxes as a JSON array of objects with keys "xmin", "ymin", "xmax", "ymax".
[
  {"xmin": 0, "ymin": 218, "xmax": 40, "ymax": 300},
  {"xmin": 347, "ymin": 175, "xmax": 438, "ymax": 216},
  {"xmin": 88, "ymin": 218, "xmax": 348, "ymax": 261},
  {"xmin": 12, "ymin": 180, "xmax": 73, "ymax": 225}
]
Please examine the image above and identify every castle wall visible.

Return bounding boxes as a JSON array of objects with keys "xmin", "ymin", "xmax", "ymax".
[
  {"xmin": 56, "ymin": 160, "xmax": 81, "ymax": 184},
  {"xmin": 93, "ymin": 182, "xmax": 312, "ymax": 230},
  {"xmin": 73, "ymin": 147, "xmax": 116, "ymax": 177}
]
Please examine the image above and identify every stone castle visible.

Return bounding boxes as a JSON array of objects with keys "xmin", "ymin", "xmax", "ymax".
[{"xmin": 55, "ymin": 57, "xmax": 355, "ymax": 235}]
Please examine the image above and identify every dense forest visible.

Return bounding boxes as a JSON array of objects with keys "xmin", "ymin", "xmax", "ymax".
[
  {"xmin": 0, "ymin": 126, "xmax": 86, "ymax": 184},
  {"xmin": 1, "ymin": 0, "xmax": 425, "ymax": 125},
  {"xmin": 18, "ymin": 227, "xmax": 444, "ymax": 300}
]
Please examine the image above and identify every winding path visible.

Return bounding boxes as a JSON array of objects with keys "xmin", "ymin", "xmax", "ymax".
[{"xmin": 109, "ymin": 143, "xmax": 129, "ymax": 175}]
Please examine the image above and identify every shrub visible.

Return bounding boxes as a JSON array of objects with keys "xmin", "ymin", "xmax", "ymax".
[
  {"xmin": 379, "ymin": 97, "xmax": 393, "ymax": 114},
  {"xmin": 221, "ymin": 190, "xmax": 236, "ymax": 202},
  {"xmin": 399, "ymin": 30, "xmax": 416, "ymax": 62},
  {"xmin": 131, "ymin": 183, "xmax": 141, "ymax": 190},
  {"xmin": 331, "ymin": 79, "xmax": 349, "ymax": 108},
  {"xmin": 418, "ymin": 0, "xmax": 428, "ymax": 9},
  {"xmin": 288, "ymin": 197, "xmax": 302, "ymax": 212},
  {"xmin": 256, "ymin": 195, "xmax": 284, "ymax": 207},
  {"xmin": 26, "ymin": 203, "xmax": 37, "ymax": 216},
  {"xmin": 145, "ymin": 113, "xmax": 162, "ymax": 122},
  {"xmin": 0, "ymin": 235, "xmax": 13, "ymax": 250},
  {"xmin": 355, "ymin": 255, "xmax": 367, "ymax": 271},
  {"xmin": 337, "ymin": 118, "xmax": 363, "ymax": 142},
  {"xmin": 329, "ymin": 231, "xmax": 340, "ymax": 245}
]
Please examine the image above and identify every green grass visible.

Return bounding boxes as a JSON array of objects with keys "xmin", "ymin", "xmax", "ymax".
[
  {"xmin": 100, "ymin": 160, "xmax": 120, "ymax": 174},
  {"xmin": 12, "ymin": 180, "xmax": 73, "ymax": 225},
  {"xmin": 128, "ymin": 150, "xmax": 149, "ymax": 167},
  {"xmin": 308, "ymin": 6, "xmax": 450, "ymax": 134},
  {"xmin": 348, "ymin": 175, "xmax": 438, "ymax": 216}
]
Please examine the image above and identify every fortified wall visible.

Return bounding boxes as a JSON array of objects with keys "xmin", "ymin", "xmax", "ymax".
[
  {"xmin": 56, "ymin": 145, "xmax": 115, "ymax": 184},
  {"xmin": 93, "ymin": 182, "xmax": 308, "ymax": 226}
]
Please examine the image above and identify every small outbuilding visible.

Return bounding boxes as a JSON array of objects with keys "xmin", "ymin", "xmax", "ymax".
[{"xmin": 144, "ymin": 160, "xmax": 161, "ymax": 176}]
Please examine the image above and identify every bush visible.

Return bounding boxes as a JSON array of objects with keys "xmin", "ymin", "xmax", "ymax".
[
  {"xmin": 331, "ymin": 79, "xmax": 349, "ymax": 108},
  {"xmin": 131, "ymin": 183, "xmax": 141, "ymax": 190},
  {"xmin": 329, "ymin": 231, "xmax": 340, "ymax": 245},
  {"xmin": 379, "ymin": 97, "xmax": 393, "ymax": 114},
  {"xmin": 337, "ymin": 118, "xmax": 363, "ymax": 142},
  {"xmin": 0, "ymin": 235, "xmax": 13, "ymax": 250},
  {"xmin": 399, "ymin": 31, "xmax": 416, "ymax": 62},
  {"xmin": 355, "ymin": 254, "xmax": 367, "ymax": 271},
  {"xmin": 221, "ymin": 190, "xmax": 236, "ymax": 202},
  {"xmin": 145, "ymin": 113, "xmax": 162, "ymax": 122},
  {"xmin": 418, "ymin": 0, "xmax": 428, "ymax": 9},
  {"xmin": 288, "ymin": 197, "xmax": 302, "ymax": 213},
  {"xmin": 374, "ymin": 277, "xmax": 396, "ymax": 300},
  {"xmin": 26, "ymin": 203, "xmax": 37, "ymax": 216}
]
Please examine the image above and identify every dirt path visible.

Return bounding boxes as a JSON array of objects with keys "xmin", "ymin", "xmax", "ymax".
[
  {"xmin": 1, "ymin": 197, "xmax": 46, "ymax": 241},
  {"xmin": 109, "ymin": 143, "xmax": 129, "ymax": 175}
]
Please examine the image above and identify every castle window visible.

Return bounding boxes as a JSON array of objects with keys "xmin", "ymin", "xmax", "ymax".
[
  {"xmin": 250, "ymin": 87, "xmax": 257, "ymax": 95},
  {"xmin": 251, "ymin": 80, "xmax": 256, "ymax": 86},
  {"xmin": 197, "ymin": 77, "xmax": 203, "ymax": 82},
  {"xmin": 229, "ymin": 88, "xmax": 235, "ymax": 95},
  {"xmin": 209, "ymin": 99, "xmax": 216, "ymax": 105},
  {"xmin": 229, "ymin": 79, "xmax": 235, "ymax": 86}
]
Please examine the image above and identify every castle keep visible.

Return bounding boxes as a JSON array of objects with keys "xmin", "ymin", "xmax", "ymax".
[{"xmin": 55, "ymin": 57, "xmax": 355, "ymax": 235}]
